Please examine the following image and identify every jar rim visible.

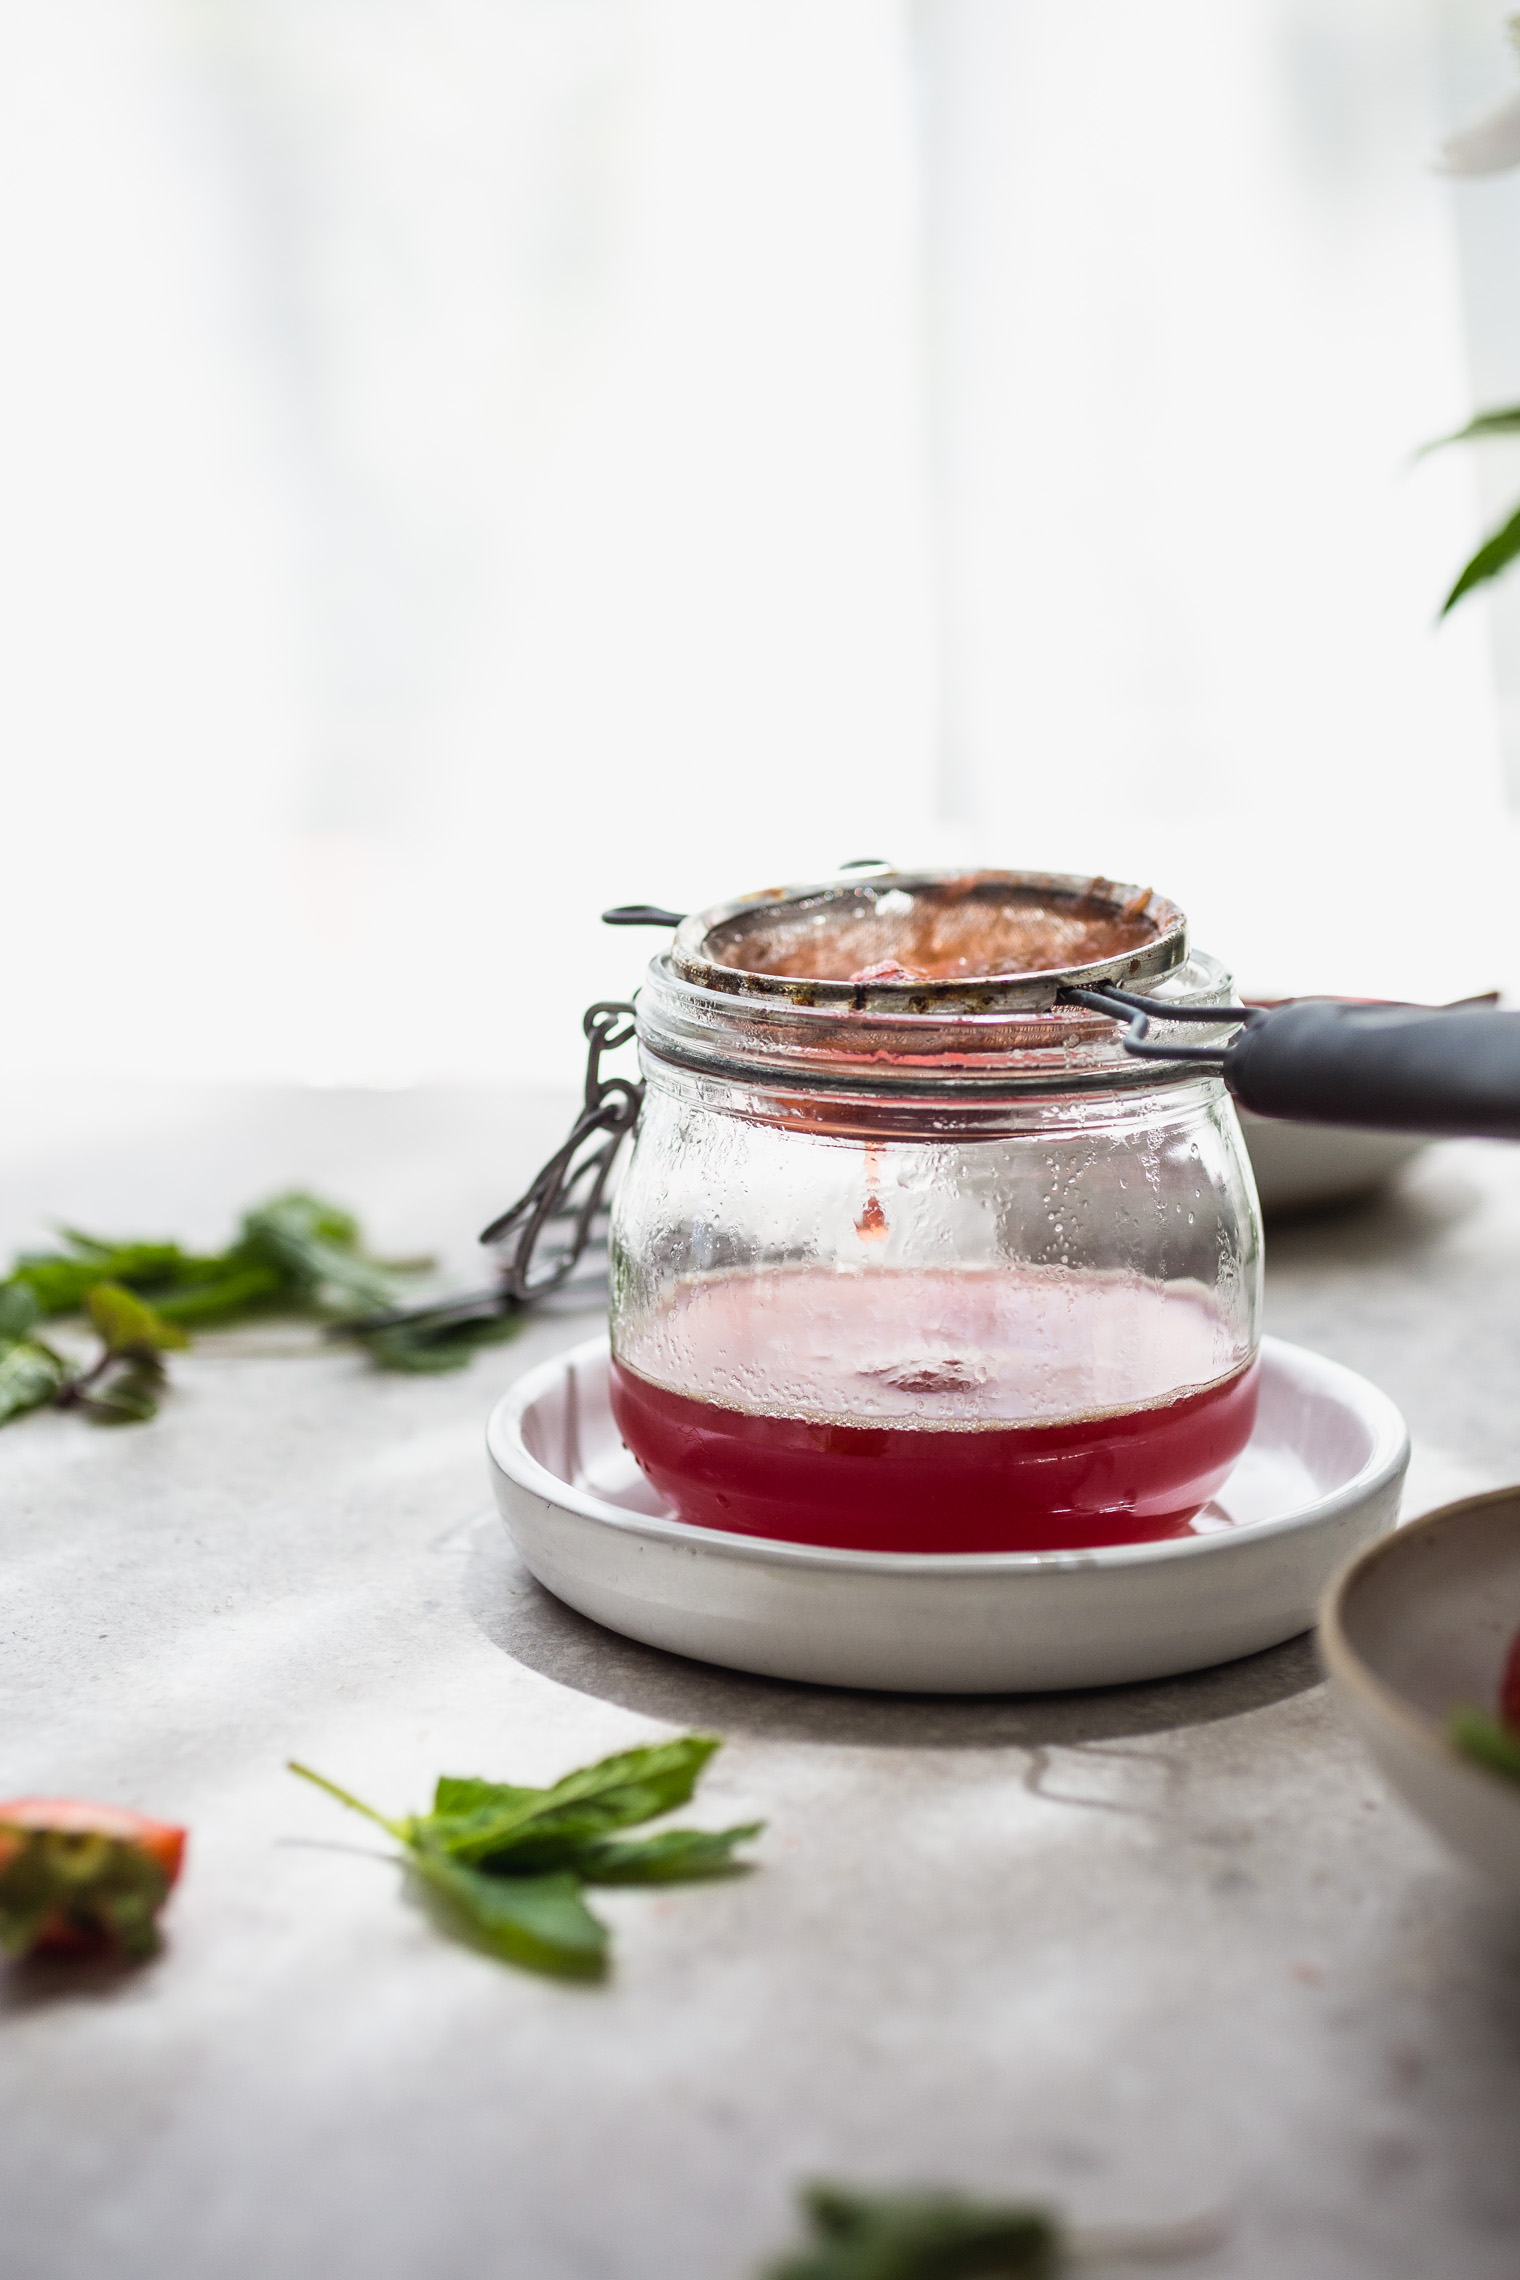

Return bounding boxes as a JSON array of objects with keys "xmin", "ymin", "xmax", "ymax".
[{"xmin": 637, "ymin": 946, "xmax": 1239, "ymax": 1098}]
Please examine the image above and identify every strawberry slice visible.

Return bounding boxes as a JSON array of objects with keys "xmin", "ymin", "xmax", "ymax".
[
  {"xmin": 0, "ymin": 1798, "xmax": 185, "ymax": 1961},
  {"xmin": 1501, "ymin": 1627, "xmax": 1520, "ymax": 1734}
]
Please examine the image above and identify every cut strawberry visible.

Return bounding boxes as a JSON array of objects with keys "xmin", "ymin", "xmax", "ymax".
[
  {"xmin": 1500, "ymin": 1626, "xmax": 1520, "ymax": 1733},
  {"xmin": 0, "ymin": 1798, "xmax": 186, "ymax": 1961}
]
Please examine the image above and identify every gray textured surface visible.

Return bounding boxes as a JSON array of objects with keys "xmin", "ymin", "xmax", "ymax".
[{"xmin": 2, "ymin": 1091, "xmax": 1519, "ymax": 2280}]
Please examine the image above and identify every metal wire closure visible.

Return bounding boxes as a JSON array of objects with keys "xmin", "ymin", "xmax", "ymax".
[
  {"xmin": 1057, "ymin": 981, "xmax": 1254, "ymax": 1064},
  {"xmin": 478, "ymin": 1000, "xmax": 645, "ymax": 1300}
]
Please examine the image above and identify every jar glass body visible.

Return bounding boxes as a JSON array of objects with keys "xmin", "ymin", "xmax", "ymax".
[{"xmin": 609, "ymin": 1007, "xmax": 1264, "ymax": 1553}]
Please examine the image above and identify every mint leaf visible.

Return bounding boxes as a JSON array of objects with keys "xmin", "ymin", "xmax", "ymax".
[
  {"xmin": 407, "ymin": 1851, "xmax": 609, "ymax": 1977},
  {"xmin": 72, "ymin": 1356, "xmax": 169, "ymax": 1426},
  {"xmin": 431, "ymin": 1776, "xmax": 543, "ymax": 1818},
  {"xmin": 0, "ymin": 1337, "xmax": 66, "ymax": 1424},
  {"xmin": 1449, "ymin": 1706, "xmax": 1520, "ymax": 1786},
  {"xmin": 236, "ymin": 1193, "xmax": 398, "ymax": 1313},
  {"xmin": 416, "ymin": 1735, "xmax": 724, "ymax": 1866},
  {"xmin": 340, "ymin": 1300, "xmax": 523, "ymax": 1374},
  {"xmin": 149, "ymin": 1264, "xmax": 287, "ymax": 1324},
  {"xmin": 572, "ymin": 1824, "xmax": 762, "ymax": 1884},
  {"xmin": 85, "ymin": 1282, "xmax": 189, "ymax": 1355},
  {"xmin": 764, "ymin": 2185, "xmax": 1062, "ymax": 2280},
  {"xmin": 289, "ymin": 1735, "xmax": 756, "ymax": 1977},
  {"xmin": 0, "ymin": 1282, "xmax": 42, "ymax": 1342}
]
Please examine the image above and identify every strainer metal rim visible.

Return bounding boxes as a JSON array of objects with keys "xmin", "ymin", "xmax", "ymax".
[{"xmin": 669, "ymin": 868, "xmax": 1188, "ymax": 1014}]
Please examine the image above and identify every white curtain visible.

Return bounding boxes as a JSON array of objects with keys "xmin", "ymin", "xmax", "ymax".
[{"xmin": 1, "ymin": 0, "xmax": 1515, "ymax": 1087}]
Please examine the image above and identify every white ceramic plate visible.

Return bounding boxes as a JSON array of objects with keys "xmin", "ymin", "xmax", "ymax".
[
  {"xmin": 486, "ymin": 1335, "xmax": 1407, "ymax": 1693},
  {"xmin": 1321, "ymin": 1491, "xmax": 1520, "ymax": 1892}
]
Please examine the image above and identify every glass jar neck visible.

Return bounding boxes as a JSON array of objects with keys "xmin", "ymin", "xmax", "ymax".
[
  {"xmin": 635, "ymin": 948, "xmax": 1238, "ymax": 1104},
  {"xmin": 638, "ymin": 1052, "xmax": 1233, "ymax": 1144}
]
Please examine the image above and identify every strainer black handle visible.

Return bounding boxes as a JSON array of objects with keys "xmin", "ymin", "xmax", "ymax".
[
  {"xmin": 1223, "ymin": 999, "xmax": 1520, "ymax": 1139},
  {"xmin": 1065, "ymin": 984, "xmax": 1520, "ymax": 1139}
]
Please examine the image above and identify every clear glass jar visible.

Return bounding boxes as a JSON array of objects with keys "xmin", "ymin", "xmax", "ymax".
[{"xmin": 608, "ymin": 882, "xmax": 1263, "ymax": 1555}]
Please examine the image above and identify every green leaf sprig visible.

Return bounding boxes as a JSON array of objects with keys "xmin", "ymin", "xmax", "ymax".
[
  {"xmin": 764, "ymin": 2185, "xmax": 1062, "ymax": 2280},
  {"xmin": 1447, "ymin": 1706, "xmax": 1520, "ymax": 1787},
  {"xmin": 289, "ymin": 1734, "xmax": 760, "ymax": 1978},
  {"xmin": 0, "ymin": 1278, "xmax": 187, "ymax": 1427},
  {"xmin": 0, "ymin": 1191, "xmax": 524, "ymax": 1427},
  {"xmin": 759, "ymin": 2184, "xmax": 1225, "ymax": 2279},
  {"xmin": 1422, "ymin": 405, "xmax": 1520, "ymax": 615}
]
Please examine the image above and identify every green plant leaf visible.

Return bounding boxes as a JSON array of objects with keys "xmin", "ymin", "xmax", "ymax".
[
  {"xmin": 0, "ymin": 1281, "xmax": 42, "ymax": 1343},
  {"xmin": 0, "ymin": 1337, "xmax": 67, "ymax": 1424},
  {"xmin": 414, "ymin": 1735, "xmax": 724, "ymax": 1866},
  {"xmin": 406, "ymin": 1850, "xmax": 610, "ymax": 1977},
  {"xmin": 763, "ymin": 2184, "xmax": 1063, "ymax": 2280},
  {"xmin": 85, "ymin": 1282, "xmax": 190, "ymax": 1355},
  {"xmin": 1420, "ymin": 403, "xmax": 1520, "ymax": 454},
  {"xmin": 1441, "ymin": 500, "xmax": 1520, "ymax": 615},
  {"xmin": 290, "ymin": 1735, "xmax": 746, "ymax": 1977},
  {"xmin": 342, "ymin": 1303, "xmax": 523, "ymax": 1374},
  {"xmin": 73, "ymin": 1356, "xmax": 169, "ymax": 1426},
  {"xmin": 149, "ymin": 1264, "xmax": 287, "ymax": 1324},
  {"xmin": 235, "ymin": 1193, "xmax": 399, "ymax": 1313},
  {"xmin": 571, "ymin": 1823, "xmax": 763, "ymax": 1884},
  {"xmin": 431, "ymin": 1776, "xmax": 544, "ymax": 1818},
  {"xmin": 1448, "ymin": 1706, "xmax": 1520, "ymax": 1786}
]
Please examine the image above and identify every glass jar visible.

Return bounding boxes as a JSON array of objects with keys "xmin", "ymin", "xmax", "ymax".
[{"xmin": 608, "ymin": 873, "xmax": 1263, "ymax": 1554}]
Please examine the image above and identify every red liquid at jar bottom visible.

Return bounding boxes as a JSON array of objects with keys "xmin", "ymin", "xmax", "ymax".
[{"xmin": 609, "ymin": 1268, "xmax": 1259, "ymax": 1554}]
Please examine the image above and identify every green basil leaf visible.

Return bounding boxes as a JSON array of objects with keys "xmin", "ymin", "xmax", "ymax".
[{"xmin": 406, "ymin": 1850, "xmax": 609, "ymax": 1978}]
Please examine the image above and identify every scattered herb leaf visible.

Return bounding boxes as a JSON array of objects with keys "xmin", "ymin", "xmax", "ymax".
[
  {"xmin": 288, "ymin": 1734, "xmax": 759, "ymax": 1978},
  {"xmin": 85, "ymin": 1282, "xmax": 189, "ymax": 1356},
  {"xmin": 0, "ymin": 1799, "xmax": 186, "ymax": 1962},
  {"xmin": 762, "ymin": 2184, "xmax": 1063, "ymax": 2280},
  {"xmin": 1448, "ymin": 1707, "xmax": 1520, "ymax": 1787},
  {"xmin": 0, "ymin": 1334, "xmax": 67, "ymax": 1425},
  {"xmin": 0, "ymin": 1190, "xmax": 520, "ymax": 1430},
  {"xmin": 338, "ymin": 1290, "xmax": 524, "ymax": 1375},
  {"xmin": 760, "ymin": 2185, "xmax": 1225, "ymax": 2279},
  {"xmin": 1440, "ymin": 499, "xmax": 1520, "ymax": 617}
]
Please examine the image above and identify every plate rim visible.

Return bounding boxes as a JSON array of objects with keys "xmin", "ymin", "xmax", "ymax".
[
  {"xmin": 1319, "ymin": 1485, "xmax": 1520, "ymax": 1766},
  {"xmin": 486, "ymin": 1331, "xmax": 1409, "ymax": 1578}
]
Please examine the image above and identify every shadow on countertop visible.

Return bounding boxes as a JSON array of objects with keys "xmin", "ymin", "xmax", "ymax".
[{"xmin": 464, "ymin": 1521, "xmax": 1321, "ymax": 1748}]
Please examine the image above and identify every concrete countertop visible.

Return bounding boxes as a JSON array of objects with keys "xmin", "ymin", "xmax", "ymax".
[{"xmin": 2, "ymin": 1086, "xmax": 1518, "ymax": 2280}]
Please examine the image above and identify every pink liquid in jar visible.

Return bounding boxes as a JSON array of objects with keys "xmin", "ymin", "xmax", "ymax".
[{"xmin": 610, "ymin": 1265, "xmax": 1258, "ymax": 1554}]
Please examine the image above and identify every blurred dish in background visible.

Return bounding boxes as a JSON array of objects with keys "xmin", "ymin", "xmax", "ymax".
[
  {"xmin": 1237, "ymin": 994, "xmax": 1499, "ymax": 1215},
  {"xmin": 1321, "ymin": 1489, "xmax": 1520, "ymax": 1897},
  {"xmin": 1237, "ymin": 1109, "xmax": 1426, "ymax": 1216}
]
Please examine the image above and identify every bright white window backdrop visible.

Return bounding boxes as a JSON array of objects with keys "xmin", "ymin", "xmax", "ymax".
[{"xmin": 5, "ymin": 0, "xmax": 1520, "ymax": 1090}]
